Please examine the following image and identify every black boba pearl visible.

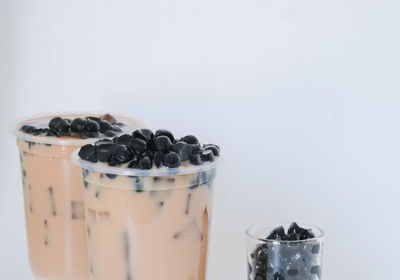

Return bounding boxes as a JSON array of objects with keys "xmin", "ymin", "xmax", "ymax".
[
  {"xmin": 310, "ymin": 265, "xmax": 321, "ymax": 278},
  {"xmin": 189, "ymin": 154, "xmax": 202, "ymax": 165},
  {"xmin": 132, "ymin": 129, "xmax": 154, "ymax": 143},
  {"xmin": 78, "ymin": 144, "xmax": 97, "ymax": 163},
  {"xmin": 200, "ymin": 150, "xmax": 215, "ymax": 162},
  {"xmin": 112, "ymin": 136, "xmax": 119, "ymax": 143},
  {"xmin": 112, "ymin": 145, "xmax": 132, "ymax": 163},
  {"xmin": 127, "ymin": 155, "xmax": 140, "ymax": 168},
  {"xmin": 311, "ymin": 244, "xmax": 320, "ymax": 254},
  {"xmin": 154, "ymin": 129, "xmax": 174, "ymax": 142},
  {"xmin": 153, "ymin": 151, "xmax": 165, "ymax": 168},
  {"xmin": 273, "ymin": 272, "xmax": 284, "ymax": 280},
  {"xmin": 172, "ymin": 141, "xmax": 193, "ymax": 161},
  {"xmin": 288, "ymin": 233, "xmax": 301, "ymax": 241},
  {"xmin": 32, "ymin": 128, "xmax": 48, "ymax": 135},
  {"xmin": 95, "ymin": 139, "xmax": 113, "ymax": 146},
  {"xmin": 287, "ymin": 269, "xmax": 298, "ymax": 276},
  {"xmin": 256, "ymin": 247, "xmax": 268, "ymax": 262},
  {"xmin": 154, "ymin": 136, "xmax": 173, "ymax": 152},
  {"xmin": 130, "ymin": 138, "xmax": 147, "ymax": 154},
  {"xmin": 288, "ymin": 222, "xmax": 302, "ymax": 235},
  {"xmin": 82, "ymin": 131, "xmax": 99, "ymax": 138},
  {"xmin": 85, "ymin": 118, "xmax": 100, "ymax": 132},
  {"xmin": 267, "ymin": 226, "xmax": 285, "ymax": 240},
  {"xmin": 138, "ymin": 156, "xmax": 152, "ymax": 170},
  {"xmin": 98, "ymin": 120, "xmax": 114, "ymax": 132},
  {"xmin": 180, "ymin": 135, "xmax": 199, "ymax": 145},
  {"xmin": 21, "ymin": 125, "xmax": 36, "ymax": 134},
  {"xmin": 116, "ymin": 134, "xmax": 133, "ymax": 146},
  {"xmin": 104, "ymin": 130, "xmax": 117, "ymax": 137},
  {"xmin": 203, "ymin": 144, "xmax": 220, "ymax": 156},
  {"xmin": 163, "ymin": 152, "xmax": 181, "ymax": 168},
  {"xmin": 190, "ymin": 143, "xmax": 201, "ymax": 155},
  {"xmin": 47, "ymin": 129, "xmax": 60, "ymax": 137},
  {"xmin": 96, "ymin": 143, "xmax": 117, "ymax": 162},
  {"xmin": 106, "ymin": 173, "xmax": 117, "ymax": 179},
  {"xmin": 87, "ymin": 116, "xmax": 101, "ymax": 122},
  {"xmin": 70, "ymin": 118, "xmax": 87, "ymax": 133},
  {"xmin": 112, "ymin": 125, "xmax": 122, "ymax": 132},
  {"xmin": 49, "ymin": 117, "xmax": 70, "ymax": 133}
]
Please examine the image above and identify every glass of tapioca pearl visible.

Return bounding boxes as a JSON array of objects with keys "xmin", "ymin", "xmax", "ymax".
[
  {"xmin": 246, "ymin": 222, "xmax": 324, "ymax": 280},
  {"xmin": 71, "ymin": 129, "xmax": 220, "ymax": 280},
  {"xmin": 10, "ymin": 113, "xmax": 145, "ymax": 280}
]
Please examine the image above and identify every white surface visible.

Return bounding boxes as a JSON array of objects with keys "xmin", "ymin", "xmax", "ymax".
[{"xmin": 1, "ymin": 0, "xmax": 400, "ymax": 279}]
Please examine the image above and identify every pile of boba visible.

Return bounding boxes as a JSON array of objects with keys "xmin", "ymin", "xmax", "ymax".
[
  {"xmin": 20, "ymin": 114, "xmax": 123, "ymax": 138},
  {"xmin": 249, "ymin": 222, "xmax": 322, "ymax": 280},
  {"xmin": 78, "ymin": 128, "xmax": 220, "ymax": 169}
]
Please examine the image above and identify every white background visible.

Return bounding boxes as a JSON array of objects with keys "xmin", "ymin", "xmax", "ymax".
[{"xmin": 1, "ymin": 0, "xmax": 400, "ymax": 279}]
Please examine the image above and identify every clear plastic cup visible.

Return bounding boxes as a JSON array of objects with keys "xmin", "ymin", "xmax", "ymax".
[
  {"xmin": 71, "ymin": 150, "xmax": 220, "ymax": 280},
  {"xmin": 10, "ymin": 113, "xmax": 145, "ymax": 280},
  {"xmin": 246, "ymin": 224, "xmax": 324, "ymax": 280}
]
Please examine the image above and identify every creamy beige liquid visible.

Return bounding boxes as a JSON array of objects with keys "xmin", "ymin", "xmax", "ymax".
[
  {"xmin": 18, "ymin": 140, "xmax": 89, "ymax": 280},
  {"xmin": 82, "ymin": 167, "xmax": 216, "ymax": 280}
]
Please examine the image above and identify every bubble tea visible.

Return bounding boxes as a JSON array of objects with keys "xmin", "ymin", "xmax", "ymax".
[
  {"xmin": 11, "ymin": 113, "xmax": 145, "ymax": 280},
  {"xmin": 72, "ymin": 129, "xmax": 220, "ymax": 280}
]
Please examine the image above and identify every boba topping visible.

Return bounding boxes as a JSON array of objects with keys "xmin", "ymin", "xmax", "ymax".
[
  {"xmin": 20, "ymin": 114, "xmax": 123, "ymax": 139},
  {"xmin": 78, "ymin": 129, "xmax": 220, "ymax": 169},
  {"xmin": 249, "ymin": 222, "xmax": 322, "ymax": 280}
]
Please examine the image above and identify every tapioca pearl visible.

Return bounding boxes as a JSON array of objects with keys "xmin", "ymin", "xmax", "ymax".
[
  {"xmin": 129, "ymin": 138, "xmax": 147, "ymax": 154},
  {"xmin": 132, "ymin": 128, "xmax": 154, "ymax": 144},
  {"xmin": 106, "ymin": 173, "xmax": 117, "ymax": 179},
  {"xmin": 112, "ymin": 145, "xmax": 132, "ymax": 163},
  {"xmin": 70, "ymin": 118, "xmax": 87, "ymax": 133},
  {"xmin": 310, "ymin": 265, "xmax": 321, "ymax": 278},
  {"xmin": 98, "ymin": 120, "xmax": 114, "ymax": 132},
  {"xmin": 85, "ymin": 118, "xmax": 100, "ymax": 132},
  {"xmin": 49, "ymin": 117, "xmax": 70, "ymax": 133},
  {"xmin": 79, "ymin": 144, "xmax": 97, "ymax": 163},
  {"xmin": 203, "ymin": 144, "xmax": 220, "ymax": 156},
  {"xmin": 115, "ymin": 134, "xmax": 133, "ymax": 146},
  {"xmin": 189, "ymin": 154, "xmax": 202, "ymax": 165},
  {"xmin": 311, "ymin": 244, "xmax": 320, "ymax": 254},
  {"xmin": 137, "ymin": 156, "xmax": 152, "ymax": 170},
  {"xmin": 104, "ymin": 130, "xmax": 117, "ymax": 137},
  {"xmin": 201, "ymin": 149, "xmax": 214, "ymax": 162},
  {"xmin": 154, "ymin": 135, "xmax": 173, "ymax": 152},
  {"xmin": 180, "ymin": 135, "xmax": 199, "ymax": 145},
  {"xmin": 163, "ymin": 151, "xmax": 181, "ymax": 168},
  {"xmin": 173, "ymin": 141, "xmax": 193, "ymax": 161},
  {"xmin": 153, "ymin": 151, "xmax": 165, "ymax": 168},
  {"xmin": 96, "ymin": 143, "xmax": 117, "ymax": 162},
  {"xmin": 21, "ymin": 125, "xmax": 36, "ymax": 133},
  {"xmin": 84, "ymin": 181, "xmax": 89, "ymax": 189},
  {"xmin": 154, "ymin": 129, "xmax": 174, "ymax": 142}
]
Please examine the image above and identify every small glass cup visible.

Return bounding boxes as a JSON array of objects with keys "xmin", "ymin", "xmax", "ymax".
[{"xmin": 246, "ymin": 224, "xmax": 324, "ymax": 280}]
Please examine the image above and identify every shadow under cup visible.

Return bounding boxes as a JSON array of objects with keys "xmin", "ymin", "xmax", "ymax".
[
  {"xmin": 11, "ymin": 113, "xmax": 145, "ymax": 280},
  {"xmin": 71, "ymin": 150, "xmax": 219, "ymax": 280},
  {"xmin": 246, "ymin": 225, "xmax": 324, "ymax": 280}
]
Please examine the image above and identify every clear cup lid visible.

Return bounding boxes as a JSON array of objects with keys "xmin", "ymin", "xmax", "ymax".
[{"xmin": 10, "ymin": 112, "xmax": 146, "ymax": 146}]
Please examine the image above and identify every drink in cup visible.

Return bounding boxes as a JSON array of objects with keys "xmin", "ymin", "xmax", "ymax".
[
  {"xmin": 72, "ymin": 129, "xmax": 220, "ymax": 280},
  {"xmin": 11, "ymin": 113, "xmax": 145, "ymax": 280}
]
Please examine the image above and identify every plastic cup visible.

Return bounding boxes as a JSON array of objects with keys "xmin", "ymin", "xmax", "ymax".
[
  {"xmin": 71, "ymin": 150, "xmax": 220, "ymax": 280},
  {"xmin": 10, "ymin": 113, "xmax": 145, "ymax": 280},
  {"xmin": 246, "ymin": 224, "xmax": 324, "ymax": 280}
]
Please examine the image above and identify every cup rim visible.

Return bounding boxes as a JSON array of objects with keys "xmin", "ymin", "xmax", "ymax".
[
  {"xmin": 245, "ymin": 223, "xmax": 324, "ymax": 244},
  {"xmin": 71, "ymin": 148, "xmax": 221, "ymax": 177},
  {"xmin": 9, "ymin": 111, "xmax": 146, "ymax": 146}
]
